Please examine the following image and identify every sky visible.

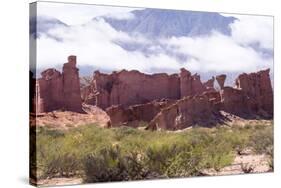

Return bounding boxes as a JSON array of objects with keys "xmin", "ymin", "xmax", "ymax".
[{"xmin": 34, "ymin": 2, "xmax": 274, "ymax": 77}]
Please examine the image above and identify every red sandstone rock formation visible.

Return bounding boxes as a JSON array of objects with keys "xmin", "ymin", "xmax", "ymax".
[
  {"xmin": 81, "ymin": 84, "xmax": 96, "ymax": 105},
  {"xmin": 203, "ymin": 91, "xmax": 221, "ymax": 105},
  {"xmin": 220, "ymin": 87, "xmax": 249, "ymax": 116},
  {"xmin": 146, "ymin": 69, "xmax": 273, "ymax": 130},
  {"xmin": 180, "ymin": 68, "xmax": 206, "ymax": 98},
  {"xmin": 216, "ymin": 74, "xmax": 226, "ymax": 89},
  {"xmin": 203, "ymin": 77, "xmax": 215, "ymax": 90},
  {"xmin": 83, "ymin": 68, "xmax": 211, "ymax": 110},
  {"xmin": 235, "ymin": 69, "xmax": 273, "ymax": 117},
  {"xmin": 147, "ymin": 94, "xmax": 218, "ymax": 131},
  {"xmin": 34, "ymin": 56, "xmax": 273, "ymax": 130},
  {"xmin": 81, "ymin": 67, "xmax": 273, "ymax": 130},
  {"xmin": 106, "ymin": 99, "xmax": 174, "ymax": 127},
  {"xmin": 93, "ymin": 70, "xmax": 180, "ymax": 109},
  {"xmin": 38, "ymin": 68, "xmax": 64, "ymax": 112},
  {"xmin": 37, "ymin": 55, "xmax": 83, "ymax": 113},
  {"xmin": 62, "ymin": 56, "xmax": 83, "ymax": 112}
]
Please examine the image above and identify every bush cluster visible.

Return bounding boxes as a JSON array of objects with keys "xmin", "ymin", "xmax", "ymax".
[{"xmin": 34, "ymin": 122, "xmax": 273, "ymax": 182}]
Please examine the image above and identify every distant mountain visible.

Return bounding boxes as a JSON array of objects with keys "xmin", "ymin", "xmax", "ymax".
[
  {"xmin": 30, "ymin": 16, "xmax": 68, "ymax": 40},
  {"xmin": 32, "ymin": 9, "xmax": 236, "ymax": 40},
  {"xmin": 99, "ymin": 9, "xmax": 237, "ymax": 38}
]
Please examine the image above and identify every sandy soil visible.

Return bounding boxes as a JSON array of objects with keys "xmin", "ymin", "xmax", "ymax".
[
  {"xmin": 220, "ymin": 111, "xmax": 272, "ymax": 127},
  {"xmin": 201, "ymin": 151, "xmax": 271, "ymax": 176},
  {"xmin": 30, "ymin": 104, "xmax": 110, "ymax": 130},
  {"xmin": 35, "ymin": 152, "xmax": 271, "ymax": 186},
  {"xmin": 35, "ymin": 177, "xmax": 83, "ymax": 187}
]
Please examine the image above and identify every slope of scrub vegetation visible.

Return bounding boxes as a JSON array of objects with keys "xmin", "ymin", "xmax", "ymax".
[{"xmin": 31, "ymin": 122, "xmax": 273, "ymax": 183}]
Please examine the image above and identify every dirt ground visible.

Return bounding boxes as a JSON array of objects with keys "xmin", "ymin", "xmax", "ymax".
[
  {"xmin": 35, "ymin": 177, "xmax": 83, "ymax": 186},
  {"xmin": 30, "ymin": 104, "xmax": 110, "ymax": 130},
  {"xmin": 201, "ymin": 150, "xmax": 271, "ymax": 176}
]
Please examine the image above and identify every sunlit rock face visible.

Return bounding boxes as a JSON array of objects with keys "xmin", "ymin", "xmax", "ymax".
[
  {"xmin": 88, "ymin": 68, "xmax": 214, "ymax": 110},
  {"xmin": 235, "ymin": 69, "xmax": 273, "ymax": 117},
  {"xmin": 92, "ymin": 70, "xmax": 181, "ymax": 109},
  {"xmin": 34, "ymin": 55, "xmax": 273, "ymax": 130},
  {"xmin": 37, "ymin": 56, "xmax": 82, "ymax": 112}
]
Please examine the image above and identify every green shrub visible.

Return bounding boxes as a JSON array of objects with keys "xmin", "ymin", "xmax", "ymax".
[
  {"xmin": 83, "ymin": 147, "xmax": 126, "ymax": 182},
  {"xmin": 166, "ymin": 150, "xmax": 204, "ymax": 177},
  {"xmin": 34, "ymin": 122, "xmax": 273, "ymax": 181},
  {"xmin": 83, "ymin": 146, "xmax": 150, "ymax": 182},
  {"xmin": 249, "ymin": 126, "xmax": 273, "ymax": 155}
]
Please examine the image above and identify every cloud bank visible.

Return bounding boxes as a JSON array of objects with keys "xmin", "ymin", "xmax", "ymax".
[
  {"xmin": 37, "ymin": 2, "xmax": 141, "ymax": 25},
  {"xmin": 35, "ymin": 4, "xmax": 273, "ymax": 76}
]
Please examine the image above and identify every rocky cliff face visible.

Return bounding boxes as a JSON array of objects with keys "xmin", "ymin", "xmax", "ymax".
[
  {"xmin": 92, "ymin": 70, "xmax": 181, "ymax": 109},
  {"xmin": 36, "ymin": 55, "xmax": 82, "ymax": 112},
  {"xmin": 216, "ymin": 74, "xmax": 226, "ymax": 89},
  {"xmin": 106, "ymin": 99, "xmax": 175, "ymax": 127},
  {"xmin": 235, "ymin": 69, "xmax": 273, "ymax": 117},
  {"xmin": 220, "ymin": 87, "xmax": 249, "ymax": 117},
  {"xmin": 180, "ymin": 68, "xmax": 209, "ymax": 98},
  {"xmin": 82, "ymin": 68, "xmax": 214, "ymax": 110},
  {"xmin": 80, "ymin": 65, "xmax": 273, "ymax": 130},
  {"xmin": 101, "ymin": 69, "xmax": 273, "ymax": 130},
  {"xmin": 147, "ymin": 94, "xmax": 217, "ymax": 130},
  {"xmin": 62, "ymin": 56, "xmax": 83, "ymax": 112},
  {"xmin": 38, "ymin": 68, "xmax": 64, "ymax": 112},
  {"xmin": 33, "ymin": 55, "xmax": 273, "ymax": 130}
]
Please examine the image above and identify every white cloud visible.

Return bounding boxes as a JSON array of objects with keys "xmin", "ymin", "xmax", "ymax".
[
  {"xmin": 230, "ymin": 15, "xmax": 273, "ymax": 50},
  {"xmin": 37, "ymin": 2, "xmax": 141, "ymax": 25},
  {"xmin": 163, "ymin": 31, "xmax": 273, "ymax": 73},
  {"xmin": 36, "ymin": 18, "xmax": 182, "ymax": 74},
  {"xmin": 35, "ymin": 5, "xmax": 273, "ymax": 76}
]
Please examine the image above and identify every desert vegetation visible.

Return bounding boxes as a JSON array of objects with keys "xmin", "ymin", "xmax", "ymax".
[{"xmin": 31, "ymin": 121, "xmax": 273, "ymax": 183}]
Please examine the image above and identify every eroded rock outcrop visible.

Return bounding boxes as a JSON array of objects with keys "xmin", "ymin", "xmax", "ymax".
[
  {"xmin": 106, "ymin": 99, "xmax": 175, "ymax": 127},
  {"xmin": 38, "ymin": 68, "xmax": 64, "ymax": 112},
  {"xmin": 147, "ymin": 94, "xmax": 220, "ymax": 131},
  {"xmin": 203, "ymin": 76, "xmax": 215, "ymax": 90},
  {"xmin": 216, "ymin": 74, "xmax": 226, "ymax": 89},
  {"xmin": 92, "ymin": 70, "xmax": 180, "ymax": 109},
  {"xmin": 146, "ymin": 69, "xmax": 273, "ymax": 130},
  {"xmin": 84, "ymin": 68, "xmax": 212, "ymax": 110},
  {"xmin": 62, "ymin": 56, "xmax": 83, "ymax": 112},
  {"xmin": 81, "ymin": 66, "xmax": 273, "ymax": 130},
  {"xmin": 180, "ymin": 68, "xmax": 206, "ymax": 98},
  {"xmin": 220, "ymin": 87, "xmax": 249, "ymax": 117},
  {"xmin": 33, "ymin": 55, "xmax": 273, "ymax": 130},
  {"xmin": 37, "ymin": 55, "xmax": 83, "ymax": 112},
  {"xmin": 235, "ymin": 69, "xmax": 273, "ymax": 117}
]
